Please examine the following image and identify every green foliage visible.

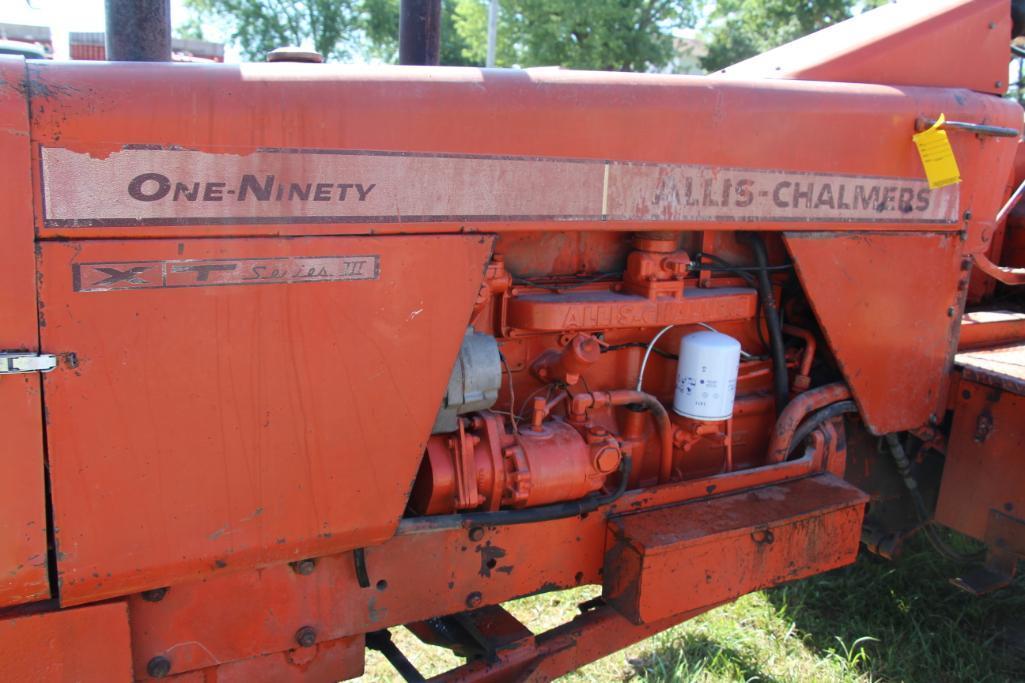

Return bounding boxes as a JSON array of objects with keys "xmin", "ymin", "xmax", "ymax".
[
  {"xmin": 449, "ymin": 0, "xmax": 511, "ymax": 66},
  {"xmin": 468, "ymin": 0, "xmax": 697, "ymax": 71},
  {"xmin": 186, "ymin": 0, "xmax": 891, "ymax": 73},
  {"xmin": 360, "ymin": 0, "xmax": 480, "ymax": 66},
  {"xmin": 186, "ymin": 0, "xmax": 360, "ymax": 61},
  {"xmin": 192, "ymin": 0, "xmax": 696, "ymax": 71},
  {"xmin": 701, "ymin": 0, "xmax": 889, "ymax": 73},
  {"xmin": 175, "ymin": 15, "xmax": 207, "ymax": 41},
  {"xmin": 363, "ymin": 0, "xmax": 697, "ymax": 70}
]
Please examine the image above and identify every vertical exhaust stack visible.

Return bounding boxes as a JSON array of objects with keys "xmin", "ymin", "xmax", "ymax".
[
  {"xmin": 399, "ymin": 0, "xmax": 442, "ymax": 65},
  {"xmin": 105, "ymin": 0, "xmax": 171, "ymax": 62}
]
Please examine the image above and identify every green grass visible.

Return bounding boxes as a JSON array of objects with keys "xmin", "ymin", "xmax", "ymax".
[{"xmin": 359, "ymin": 534, "xmax": 1025, "ymax": 682}]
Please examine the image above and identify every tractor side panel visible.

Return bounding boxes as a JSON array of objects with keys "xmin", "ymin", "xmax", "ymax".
[
  {"xmin": 0, "ymin": 602, "xmax": 133, "ymax": 682},
  {"xmin": 784, "ymin": 232, "xmax": 968, "ymax": 434},
  {"xmin": 0, "ymin": 56, "xmax": 50, "ymax": 607},
  {"xmin": 38, "ymin": 234, "xmax": 492, "ymax": 605}
]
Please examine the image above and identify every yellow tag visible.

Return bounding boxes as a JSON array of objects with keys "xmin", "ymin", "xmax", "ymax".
[{"xmin": 912, "ymin": 114, "xmax": 961, "ymax": 189}]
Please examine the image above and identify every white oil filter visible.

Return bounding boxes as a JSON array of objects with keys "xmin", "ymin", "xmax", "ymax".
[{"xmin": 673, "ymin": 331, "xmax": 741, "ymax": 421}]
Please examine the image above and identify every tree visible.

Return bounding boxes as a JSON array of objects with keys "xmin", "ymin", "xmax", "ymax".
[
  {"xmin": 186, "ymin": 0, "xmax": 359, "ymax": 61},
  {"xmin": 701, "ymin": 0, "xmax": 888, "ymax": 72},
  {"xmin": 363, "ymin": 0, "xmax": 696, "ymax": 71},
  {"xmin": 456, "ymin": 0, "xmax": 697, "ymax": 71},
  {"xmin": 361, "ymin": 0, "xmax": 480, "ymax": 66},
  {"xmin": 186, "ymin": 0, "xmax": 696, "ymax": 71},
  {"xmin": 510, "ymin": 0, "xmax": 696, "ymax": 71},
  {"xmin": 175, "ymin": 15, "xmax": 207, "ymax": 41}
]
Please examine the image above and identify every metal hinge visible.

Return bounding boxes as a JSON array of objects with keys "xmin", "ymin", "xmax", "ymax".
[{"xmin": 0, "ymin": 353, "xmax": 58, "ymax": 375}]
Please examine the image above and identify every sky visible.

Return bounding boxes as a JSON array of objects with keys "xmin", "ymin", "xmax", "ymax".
[{"xmin": 0, "ymin": 0, "xmax": 239, "ymax": 60}]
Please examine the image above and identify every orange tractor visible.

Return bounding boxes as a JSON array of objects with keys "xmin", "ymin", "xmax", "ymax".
[{"xmin": 1, "ymin": 0, "xmax": 1024, "ymax": 680}]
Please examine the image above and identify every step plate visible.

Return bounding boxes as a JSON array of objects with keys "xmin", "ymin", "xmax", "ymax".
[
  {"xmin": 604, "ymin": 474, "xmax": 868, "ymax": 624},
  {"xmin": 956, "ymin": 343, "xmax": 1025, "ymax": 395}
]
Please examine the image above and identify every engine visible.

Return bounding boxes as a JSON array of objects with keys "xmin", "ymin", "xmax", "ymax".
[{"xmin": 411, "ymin": 231, "xmax": 799, "ymax": 518}]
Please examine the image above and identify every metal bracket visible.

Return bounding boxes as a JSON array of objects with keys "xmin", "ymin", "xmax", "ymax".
[
  {"xmin": 0, "ymin": 353, "xmax": 57, "ymax": 375},
  {"xmin": 951, "ymin": 509, "xmax": 1025, "ymax": 595},
  {"xmin": 916, "ymin": 116, "xmax": 1021, "ymax": 138}
]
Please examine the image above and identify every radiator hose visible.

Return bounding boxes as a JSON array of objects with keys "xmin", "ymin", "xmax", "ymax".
[{"xmin": 741, "ymin": 233, "xmax": 789, "ymax": 414}]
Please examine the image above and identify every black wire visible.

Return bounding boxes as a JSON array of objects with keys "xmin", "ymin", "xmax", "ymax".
[
  {"xmin": 691, "ymin": 252, "xmax": 756, "ymax": 286},
  {"xmin": 510, "ymin": 271, "xmax": 624, "ymax": 292},
  {"xmin": 517, "ymin": 383, "xmax": 555, "ymax": 421},
  {"xmin": 398, "ymin": 456, "xmax": 632, "ymax": 532},
  {"xmin": 752, "ymin": 293, "xmax": 770, "ymax": 351},
  {"xmin": 691, "ymin": 263, "xmax": 795, "ymax": 273},
  {"xmin": 602, "ymin": 342, "xmax": 679, "ymax": 360},
  {"xmin": 884, "ymin": 434, "xmax": 984, "ymax": 564},
  {"xmin": 498, "ymin": 351, "xmax": 517, "ymax": 431},
  {"xmin": 691, "ymin": 251, "xmax": 776, "ymax": 350}
]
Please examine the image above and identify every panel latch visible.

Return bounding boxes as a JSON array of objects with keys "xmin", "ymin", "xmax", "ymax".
[{"xmin": 0, "ymin": 352, "xmax": 58, "ymax": 375}]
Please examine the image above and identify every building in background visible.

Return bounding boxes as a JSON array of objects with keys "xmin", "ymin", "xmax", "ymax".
[
  {"xmin": 69, "ymin": 32, "xmax": 224, "ymax": 62},
  {"xmin": 661, "ymin": 36, "xmax": 708, "ymax": 75},
  {"xmin": 0, "ymin": 22, "xmax": 53, "ymax": 57}
]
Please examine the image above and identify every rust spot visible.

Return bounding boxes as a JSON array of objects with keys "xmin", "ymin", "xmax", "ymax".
[
  {"xmin": 974, "ymin": 409, "xmax": 994, "ymax": 444},
  {"xmin": 477, "ymin": 542, "xmax": 507, "ymax": 578},
  {"xmin": 367, "ymin": 596, "xmax": 387, "ymax": 623}
]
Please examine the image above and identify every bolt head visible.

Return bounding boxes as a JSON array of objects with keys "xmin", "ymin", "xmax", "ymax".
[
  {"xmin": 468, "ymin": 526, "xmax": 485, "ymax": 542},
  {"xmin": 141, "ymin": 587, "xmax": 168, "ymax": 603},
  {"xmin": 291, "ymin": 559, "xmax": 316, "ymax": 575},
  {"xmin": 593, "ymin": 447, "xmax": 621, "ymax": 474},
  {"xmin": 147, "ymin": 656, "xmax": 172, "ymax": 678},
  {"xmin": 465, "ymin": 591, "xmax": 483, "ymax": 609},
  {"xmin": 295, "ymin": 626, "xmax": 317, "ymax": 648},
  {"xmin": 267, "ymin": 47, "xmax": 324, "ymax": 63}
]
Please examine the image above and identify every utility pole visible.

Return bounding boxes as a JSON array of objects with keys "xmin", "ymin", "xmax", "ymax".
[
  {"xmin": 399, "ymin": 0, "xmax": 442, "ymax": 66},
  {"xmin": 104, "ymin": 0, "xmax": 171, "ymax": 61},
  {"xmin": 486, "ymin": 0, "xmax": 498, "ymax": 67}
]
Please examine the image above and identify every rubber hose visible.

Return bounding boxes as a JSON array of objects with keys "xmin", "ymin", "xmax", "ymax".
[
  {"xmin": 785, "ymin": 400, "xmax": 858, "ymax": 458},
  {"xmin": 740, "ymin": 233, "xmax": 789, "ymax": 414}
]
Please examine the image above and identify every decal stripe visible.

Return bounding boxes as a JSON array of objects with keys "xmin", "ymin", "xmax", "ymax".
[{"xmin": 40, "ymin": 146, "xmax": 960, "ymax": 228}]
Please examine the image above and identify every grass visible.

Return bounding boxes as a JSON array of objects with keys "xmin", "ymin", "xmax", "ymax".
[{"xmin": 358, "ymin": 533, "xmax": 1025, "ymax": 682}]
